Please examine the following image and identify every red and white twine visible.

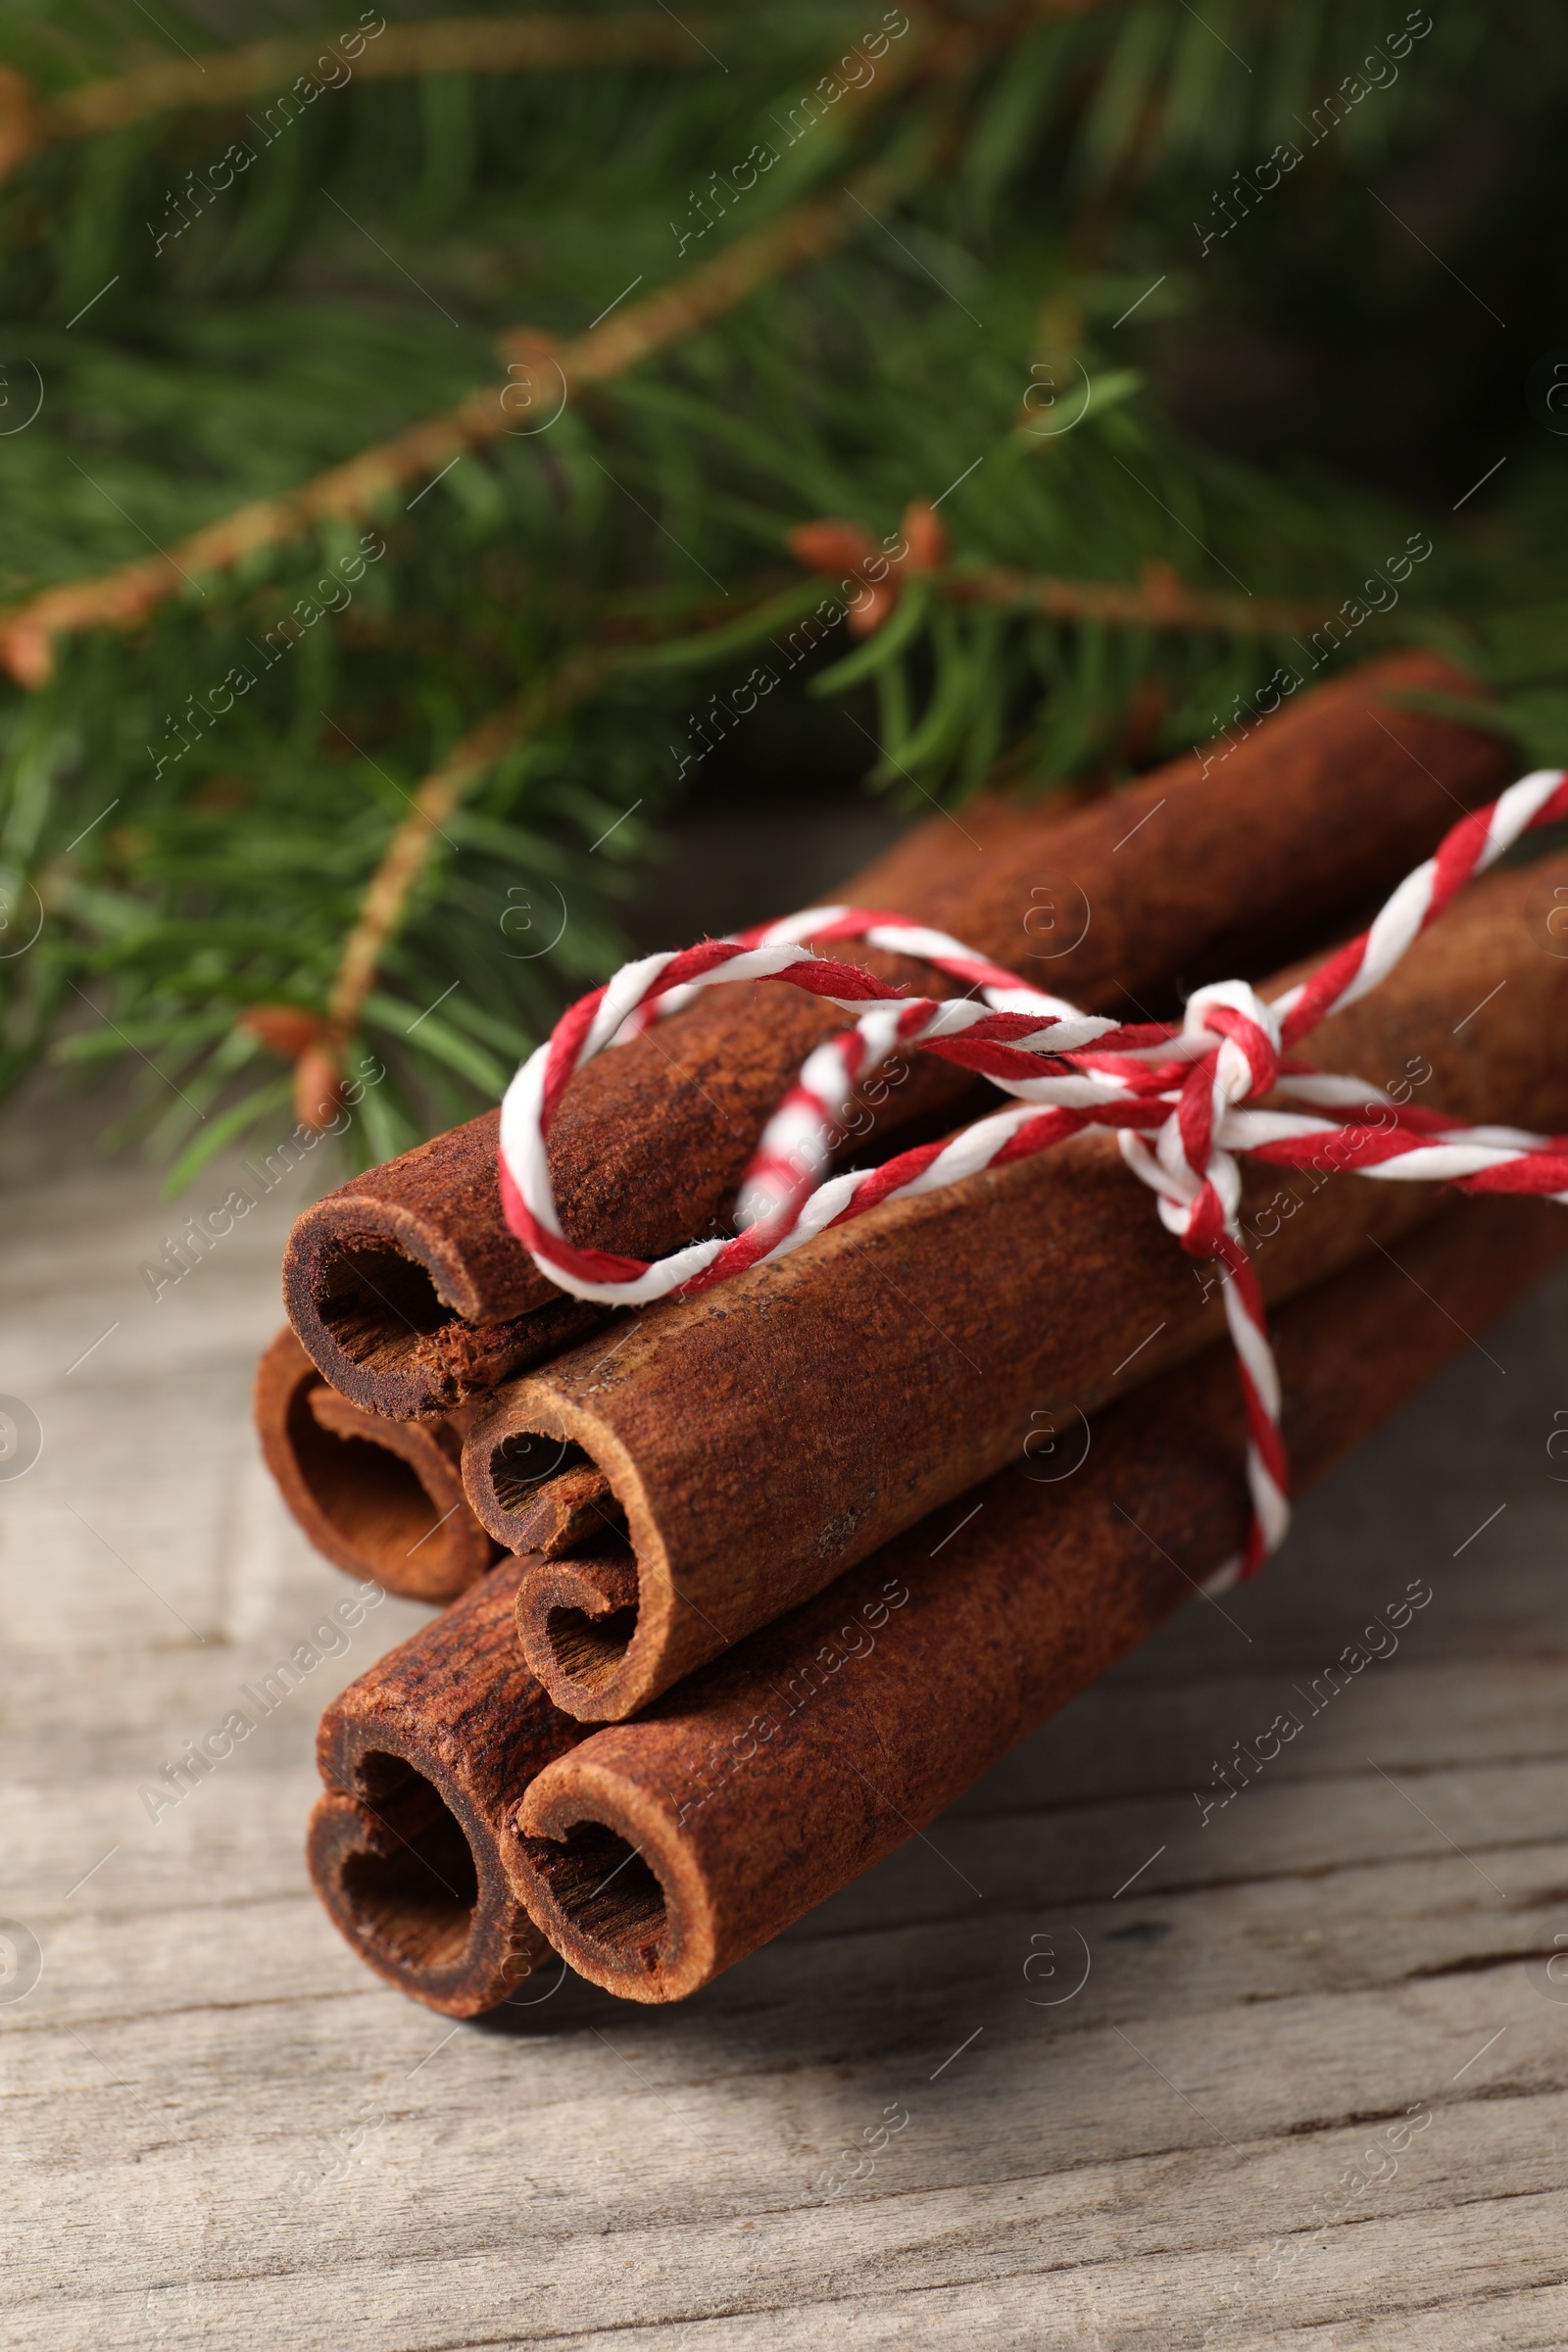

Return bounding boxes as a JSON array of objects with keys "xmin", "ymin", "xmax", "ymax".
[{"xmin": 499, "ymin": 769, "xmax": 1568, "ymax": 1590}]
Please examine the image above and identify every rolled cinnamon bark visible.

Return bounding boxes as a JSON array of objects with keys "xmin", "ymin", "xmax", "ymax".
[
  {"xmin": 469, "ymin": 858, "xmax": 1568, "ymax": 1722},
  {"xmin": 254, "ymin": 1329, "xmax": 501, "ymax": 1604},
  {"xmin": 307, "ymin": 1557, "xmax": 584, "ymax": 2016},
  {"xmin": 511, "ymin": 1195, "xmax": 1567, "ymax": 2002},
  {"xmin": 284, "ymin": 654, "xmax": 1504, "ymax": 1418}
]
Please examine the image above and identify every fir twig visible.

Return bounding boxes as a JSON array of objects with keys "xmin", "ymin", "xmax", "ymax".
[
  {"xmin": 946, "ymin": 563, "xmax": 1331, "ymax": 635},
  {"xmin": 321, "ymin": 651, "xmax": 609, "ymax": 1031},
  {"xmin": 0, "ymin": 180, "xmax": 894, "ymax": 684},
  {"xmin": 322, "ymin": 702, "xmax": 525, "ymax": 1045},
  {"xmin": 0, "ymin": 16, "xmax": 706, "ymax": 178},
  {"xmin": 2, "ymin": 0, "xmax": 1553, "ymax": 1169}
]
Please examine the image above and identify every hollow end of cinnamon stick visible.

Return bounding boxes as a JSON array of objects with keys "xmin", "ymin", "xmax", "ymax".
[
  {"xmin": 462, "ymin": 1396, "xmax": 667, "ymax": 1722},
  {"xmin": 282, "ymin": 1109, "xmax": 604, "ymax": 1419},
  {"xmin": 514, "ymin": 1544, "xmax": 641, "ymax": 1701},
  {"xmin": 254, "ymin": 1327, "xmax": 500, "ymax": 1604},
  {"xmin": 308, "ymin": 1560, "xmax": 581, "ymax": 2016},
  {"xmin": 512, "ymin": 1757, "xmax": 715, "ymax": 2003},
  {"xmin": 309, "ymin": 1768, "xmax": 502, "ymax": 2016}
]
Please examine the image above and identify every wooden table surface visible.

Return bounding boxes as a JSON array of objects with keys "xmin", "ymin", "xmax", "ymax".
[{"xmin": 4, "ymin": 1083, "xmax": 1567, "ymax": 2351}]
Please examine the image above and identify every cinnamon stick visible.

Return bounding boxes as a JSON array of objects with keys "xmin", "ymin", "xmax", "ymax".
[
  {"xmin": 510, "ymin": 1195, "xmax": 1567, "ymax": 2002},
  {"xmin": 283, "ymin": 654, "xmax": 1506, "ymax": 1418},
  {"xmin": 307, "ymin": 1557, "xmax": 583, "ymax": 2017},
  {"xmin": 254, "ymin": 1328, "xmax": 500, "ymax": 1605},
  {"xmin": 467, "ymin": 858, "xmax": 1568, "ymax": 1722}
]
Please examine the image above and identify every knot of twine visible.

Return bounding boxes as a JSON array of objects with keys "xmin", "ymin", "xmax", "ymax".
[{"xmin": 499, "ymin": 769, "xmax": 1568, "ymax": 1591}]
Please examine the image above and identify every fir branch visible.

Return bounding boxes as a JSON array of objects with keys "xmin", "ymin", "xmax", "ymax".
[
  {"xmin": 501, "ymin": 190, "xmax": 866, "ymax": 390},
  {"xmin": 3, "ymin": 0, "xmax": 1557, "ymax": 1170},
  {"xmin": 0, "ymin": 0, "xmax": 1110, "ymax": 680},
  {"xmin": 0, "ymin": 17, "xmax": 706, "ymax": 179},
  {"xmin": 310, "ymin": 652, "xmax": 610, "ymax": 1089},
  {"xmin": 321, "ymin": 700, "xmax": 529, "ymax": 1043},
  {"xmin": 2, "ymin": 0, "xmax": 1122, "ymax": 167},
  {"xmin": 945, "ymin": 561, "xmax": 1331, "ymax": 636},
  {"xmin": 0, "ymin": 182, "xmax": 888, "ymax": 685}
]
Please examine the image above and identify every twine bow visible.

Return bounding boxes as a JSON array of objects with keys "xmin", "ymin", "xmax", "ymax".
[
  {"xmin": 1119, "ymin": 980, "xmax": 1293, "ymax": 1574},
  {"xmin": 499, "ymin": 770, "xmax": 1568, "ymax": 1591}
]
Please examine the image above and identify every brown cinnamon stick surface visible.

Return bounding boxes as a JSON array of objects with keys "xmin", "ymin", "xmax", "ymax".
[
  {"xmin": 469, "ymin": 859, "xmax": 1568, "ymax": 1722},
  {"xmin": 511, "ymin": 1196, "xmax": 1568, "ymax": 2002},
  {"xmin": 284, "ymin": 654, "xmax": 1504, "ymax": 1418},
  {"xmin": 306, "ymin": 1557, "xmax": 584, "ymax": 2016},
  {"xmin": 254, "ymin": 1329, "xmax": 500, "ymax": 1604}
]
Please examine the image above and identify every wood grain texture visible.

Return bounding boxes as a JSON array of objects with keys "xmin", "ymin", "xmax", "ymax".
[{"xmin": 2, "ymin": 1078, "xmax": 1566, "ymax": 2350}]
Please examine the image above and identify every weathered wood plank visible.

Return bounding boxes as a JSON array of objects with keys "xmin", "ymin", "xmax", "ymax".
[{"xmin": 3, "ymin": 1094, "xmax": 1567, "ymax": 2350}]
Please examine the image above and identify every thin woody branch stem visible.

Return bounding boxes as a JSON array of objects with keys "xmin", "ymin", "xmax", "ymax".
[
  {"xmin": 0, "ymin": 0, "xmax": 1115, "ymax": 686},
  {"xmin": 323, "ymin": 709, "xmax": 518, "ymax": 1043},
  {"xmin": 0, "ymin": 16, "xmax": 702, "ymax": 175},
  {"xmin": 502, "ymin": 193, "xmax": 858, "ymax": 388},
  {"xmin": 324, "ymin": 650, "xmax": 609, "ymax": 1043},
  {"xmin": 0, "ymin": 187, "xmax": 874, "ymax": 688},
  {"xmin": 0, "ymin": 0, "xmax": 1114, "ymax": 176},
  {"xmin": 0, "ymin": 0, "xmax": 1128, "ymax": 686},
  {"xmin": 945, "ymin": 564, "xmax": 1333, "ymax": 636}
]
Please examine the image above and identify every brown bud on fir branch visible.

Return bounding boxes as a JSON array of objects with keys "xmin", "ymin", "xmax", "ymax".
[
  {"xmin": 788, "ymin": 498, "xmax": 949, "ymax": 636},
  {"xmin": 238, "ymin": 1006, "xmax": 346, "ymax": 1132}
]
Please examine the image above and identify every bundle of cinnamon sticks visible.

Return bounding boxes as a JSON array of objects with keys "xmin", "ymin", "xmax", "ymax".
[{"xmin": 256, "ymin": 655, "xmax": 1568, "ymax": 2013}]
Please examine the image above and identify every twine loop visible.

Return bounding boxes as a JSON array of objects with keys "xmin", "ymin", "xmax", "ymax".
[{"xmin": 499, "ymin": 770, "xmax": 1568, "ymax": 1588}]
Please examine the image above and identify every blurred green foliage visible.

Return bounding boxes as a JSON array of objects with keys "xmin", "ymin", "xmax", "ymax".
[{"xmin": 0, "ymin": 0, "xmax": 1562, "ymax": 1176}]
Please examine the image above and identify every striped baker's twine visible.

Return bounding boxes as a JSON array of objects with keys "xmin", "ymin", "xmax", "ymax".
[{"xmin": 498, "ymin": 769, "xmax": 1568, "ymax": 1588}]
